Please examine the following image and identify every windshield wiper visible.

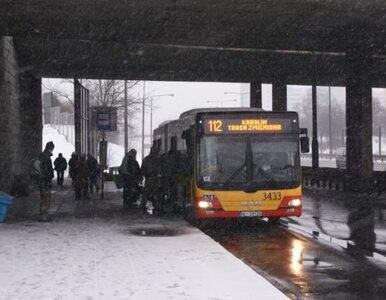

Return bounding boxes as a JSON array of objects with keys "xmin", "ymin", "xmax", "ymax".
[{"xmin": 223, "ymin": 162, "xmax": 246, "ymax": 185}]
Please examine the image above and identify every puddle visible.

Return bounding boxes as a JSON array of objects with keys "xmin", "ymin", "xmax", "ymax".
[{"xmin": 130, "ymin": 227, "xmax": 185, "ymax": 237}]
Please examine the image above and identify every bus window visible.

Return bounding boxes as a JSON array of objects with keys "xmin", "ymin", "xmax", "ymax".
[
  {"xmin": 199, "ymin": 136, "xmax": 245, "ymax": 184},
  {"xmin": 198, "ymin": 135, "xmax": 299, "ymax": 189},
  {"xmin": 156, "ymin": 139, "xmax": 162, "ymax": 152},
  {"xmin": 250, "ymin": 139, "xmax": 299, "ymax": 185},
  {"xmin": 171, "ymin": 136, "xmax": 177, "ymax": 151}
]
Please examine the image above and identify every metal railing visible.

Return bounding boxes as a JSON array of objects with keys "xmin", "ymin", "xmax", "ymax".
[
  {"xmin": 302, "ymin": 167, "xmax": 386, "ymax": 197},
  {"xmin": 49, "ymin": 107, "xmax": 75, "ymax": 145},
  {"xmin": 301, "ymin": 153, "xmax": 386, "ymax": 162}
]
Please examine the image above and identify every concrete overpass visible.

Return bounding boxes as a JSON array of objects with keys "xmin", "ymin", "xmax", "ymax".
[{"xmin": 1, "ymin": 0, "xmax": 385, "ymax": 193}]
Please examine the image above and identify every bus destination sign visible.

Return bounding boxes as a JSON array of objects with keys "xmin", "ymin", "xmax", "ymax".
[{"xmin": 202, "ymin": 115, "xmax": 296, "ymax": 135}]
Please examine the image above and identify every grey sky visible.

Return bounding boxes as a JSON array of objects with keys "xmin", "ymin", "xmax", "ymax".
[{"xmin": 42, "ymin": 78, "xmax": 385, "ymax": 141}]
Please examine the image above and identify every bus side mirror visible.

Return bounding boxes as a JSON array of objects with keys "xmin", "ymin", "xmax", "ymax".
[
  {"xmin": 299, "ymin": 128, "xmax": 309, "ymax": 153},
  {"xmin": 300, "ymin": 137, "xmax": 310, "ymax": 153}
]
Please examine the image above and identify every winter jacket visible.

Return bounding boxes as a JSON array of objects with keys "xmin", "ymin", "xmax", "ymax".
[
  {"xmin": 68, "ymin": 155, "xmax": 78, "ymax": 179},
  {"xmin": 39, "ymin": 149, "xmax": 54, "ymax": 183},
  {"xmin": 120, "ymin": 155, "xmax": 143, "ymax": 185},
  {"xmin": 54, "ymin": 157, "xmax": 67, "ymax": 171},
  {"xmin": 87, "ymin": 157, "xmax": 100, "ymax": 178}
]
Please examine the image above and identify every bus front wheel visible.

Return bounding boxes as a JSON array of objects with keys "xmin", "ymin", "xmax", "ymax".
[{"xmin": 268, "ymin": 217, "xmax": 281, "ymax": 225}]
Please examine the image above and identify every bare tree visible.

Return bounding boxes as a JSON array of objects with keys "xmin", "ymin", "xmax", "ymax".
[
  {"xmin": 82, "ymin": 80, "xmax": 143, "ymax": 128},
  {"xmin": 291, "ymin": 87, "xmax": 345, "ymax": 153},
  {"xmin": 42, "ymin": 79, "xmax": 74, "ymax": 106},
  {"xmin": 43, "ymin": 79, "xmax": 147, "ymax": 129}
]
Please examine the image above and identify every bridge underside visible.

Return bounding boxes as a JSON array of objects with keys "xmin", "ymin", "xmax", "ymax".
[
  {"xmin": 12, "ymin": 38, "xmax": 386, "ymax": 87},
  {"xmin": 0, "ymin": 0, "xmax": 385, "ymax": 53},
  {"xmin": 1, "ymin": 0, "xmax": 386, "ymax": 193},
  {"xmin": 1, "ymin": 0, "xmax": 385, "ymax": 83}
]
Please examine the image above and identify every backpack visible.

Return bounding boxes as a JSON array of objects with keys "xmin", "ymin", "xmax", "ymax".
[{"xmin": 30, "ymin": 157, "xmax": 44, "ymax": 183}]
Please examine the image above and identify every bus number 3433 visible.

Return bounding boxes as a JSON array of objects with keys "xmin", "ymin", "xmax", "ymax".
[{"xmin": 263, "ymin": 192, "xmax": 282, "ymax": 201}]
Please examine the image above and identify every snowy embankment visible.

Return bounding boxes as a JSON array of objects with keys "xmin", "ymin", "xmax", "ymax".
[
  {"xmin": 0, "ymin": 217, "xmax": 288, "ymax": 300},
  {"xmin": 43, "ymin": 124, "xmax": 126, "ymax": 169},
  {"xmin": 107, "ymin": 142, "xmax": 125, "ymax": 168},
  {"xmin": 43, "ymin": 125, "xmax": 75, "ymax": 164}
]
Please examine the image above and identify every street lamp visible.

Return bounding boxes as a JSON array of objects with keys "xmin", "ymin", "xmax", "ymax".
[
  {"xmin": 224, "ymin": 91, "xmax": 249, "ymax": 107},
  {"xmin": 142, "ymin": 81, "xmax": 146, "ymax": 161},
  {"xmin": 206, "ymin": 99, "xmax": 237, "ymax": 107},
  {"xmin": 124, "ymin": 80, "xmax": 128, "ymax": 153},
  {"xmin": 328, "ymin": 86, "xmax": 332, "ymax": 155},
  {"xmin": 150, "ymin": 94, "xmax": 174, "ymax": 142}
]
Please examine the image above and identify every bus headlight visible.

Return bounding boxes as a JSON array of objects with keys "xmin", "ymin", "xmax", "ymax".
[
  {"xmin": 198, "ymin": 201, "xmax": 212, "ymax": 208},
  {"xmin": 288, "ymin": 199, "xmax": 301, "ymax": 207}
]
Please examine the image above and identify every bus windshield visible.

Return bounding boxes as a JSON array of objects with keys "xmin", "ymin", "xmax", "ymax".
[{"xmin": 198, "ymin": 135, "xmax": 300, "ymax": 190}]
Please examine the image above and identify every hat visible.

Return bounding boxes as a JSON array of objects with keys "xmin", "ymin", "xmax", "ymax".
[{"xmin": 45, "ymin": 141, "xmax": 55, "ymax": 150}]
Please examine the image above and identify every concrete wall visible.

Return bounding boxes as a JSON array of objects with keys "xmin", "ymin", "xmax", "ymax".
[
  {"xmin": 19, "ymin": 71, "xmax": 42, "ymax": 181},
  {"xmin": 0, "ymin": 36, "xmax": 42, "ymax": 194},
  {"xmin": 0, "ymin": 36, "xmax": 22, "ymax": 193}
]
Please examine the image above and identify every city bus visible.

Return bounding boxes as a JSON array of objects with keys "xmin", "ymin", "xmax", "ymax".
[{"xmin": 152, "ymin": 108, "xmax": 309, "ymax": 222}]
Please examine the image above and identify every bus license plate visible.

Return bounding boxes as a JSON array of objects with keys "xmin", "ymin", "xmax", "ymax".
[{"xmin": 240, "ymin": 211, "xmax": 262, "ymax": 217}]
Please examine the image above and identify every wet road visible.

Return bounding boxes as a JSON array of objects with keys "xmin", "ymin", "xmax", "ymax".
[{"xmin": 202, "ymin": 219, "xmax": 386, "ymax": 300}]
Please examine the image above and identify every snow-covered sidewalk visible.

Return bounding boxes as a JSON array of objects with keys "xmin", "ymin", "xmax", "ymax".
[{"xmin": 0, "ymin": 189, "xmax": 288, "ymax": 300}]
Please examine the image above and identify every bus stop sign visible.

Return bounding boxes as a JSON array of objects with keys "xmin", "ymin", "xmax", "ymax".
[{"xmin": 91, "ymin": 107, "xmax": 117, "ymax": 131}]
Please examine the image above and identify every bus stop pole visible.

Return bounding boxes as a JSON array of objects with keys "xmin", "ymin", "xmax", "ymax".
[{"xmin": 100, "ymin": 130, "xmax": 106, "ymax": 200}]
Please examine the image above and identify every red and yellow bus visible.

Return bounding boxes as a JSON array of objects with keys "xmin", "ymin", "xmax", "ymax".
[{"xmin": 153, "ymin": 108, "xmax": 309, "ymax": 222}]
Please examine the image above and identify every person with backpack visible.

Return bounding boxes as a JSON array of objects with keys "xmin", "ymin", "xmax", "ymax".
[
  {"xmin": 54, "ymin": 153, "xmax": 67, "ymax": 187},
  {"xmin": 119, "ymin": 149, "xmax": 143, "ymax": 209},
  {"xmin": 38, "ymin": 141, "xmax": 55, "ymax": 222}
]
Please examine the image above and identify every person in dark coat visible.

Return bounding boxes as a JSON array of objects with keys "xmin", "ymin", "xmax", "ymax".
[
  {"xmin": 68, "ymin": 152, "xmax": 78, "ymax": 187},
  {"xmin": 75, "ymin": 154, "xmax": 89, "ymax": 200},
  {"xmin": 87, "ymin": 154, "xmax": 100, "ymax": 193},
  {"xmin": 119, "ymin": 149, "xmax": 143, "ymax": 209},
  {"xmin": 38, "ymin": 141, "xmax": 55, "ymax": 221},
  {"xmin": 54, "ymin": 153, "xmax": 67, "ymax": 187},
  {"xmin": 165, "ymin": 137, "xmax": 184, "ymax": 210},
  {"xmin": 141, "ymin": 145, "xmax": 159, "ymax": 213}
]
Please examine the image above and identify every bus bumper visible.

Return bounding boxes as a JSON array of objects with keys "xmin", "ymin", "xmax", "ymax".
[{"xmin": 195, "ymin": 206, "xmax": 302, "ymax": 219}]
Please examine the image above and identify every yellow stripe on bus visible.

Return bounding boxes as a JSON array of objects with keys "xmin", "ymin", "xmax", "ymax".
[{"xmin": 195, "ymin": 185, "xmax": 302, "ymax": 211}]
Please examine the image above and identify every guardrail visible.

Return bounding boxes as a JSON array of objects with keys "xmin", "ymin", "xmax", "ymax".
[
  {"xmin": 302, "ymin": 167, "xmax": 386, "ymax": 196},
  {"xmin": 301, "ymin": 154, "xmax": 386, "ymax": 162}
]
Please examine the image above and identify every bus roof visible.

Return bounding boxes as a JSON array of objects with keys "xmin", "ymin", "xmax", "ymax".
[
  {"xmin": 157, "ymin": 119, "xmax": 178, "ymax": 128},
  {"xmin": 179, "ymin": 107, "xmax": 265, "ymax": 119}
]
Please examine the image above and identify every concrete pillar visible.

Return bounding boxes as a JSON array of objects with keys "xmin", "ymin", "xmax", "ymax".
[
  {"xmin": 0, "ymin": 36, "xmax": 22, "ymax": 194},
  {"xmin": 19, "ymin": 72, "xmax": 42, "ymax": 171},
  {"xmin": 12, "ymin": 72, "xmax": 43, "ymax": 195},
  {"xmin": 74, "ymin": 79, "xmax": 81, "ymax": 154},
  {"xmin": 345, "ymin": 46, "xmax": 373, "ymax": 187},
  {"xmin": 272, "ymin": 78, "xmax": 287, "ymax": 111},
  {"xmin": 311, "ymin": 53, "xmax": 319, "ymax": 169},
  {"xmin": 250, "ymin": 82, "xmax": 262, "ymax": 108},
  {"xmin": 0, "ymin": 37, "xmax": 42, "ymax": 194}
]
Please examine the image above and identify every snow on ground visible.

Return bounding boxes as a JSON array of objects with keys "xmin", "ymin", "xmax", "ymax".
[{"xmin": 0, "ymin": 217, "xmax": 288, "ymax": 300}]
